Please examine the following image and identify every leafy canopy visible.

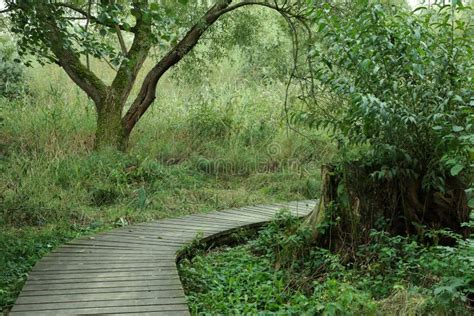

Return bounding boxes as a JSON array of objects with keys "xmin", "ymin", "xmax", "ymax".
[{"xmin": 6, "ymin": 0, "xmax": 213, "ymax": 67}]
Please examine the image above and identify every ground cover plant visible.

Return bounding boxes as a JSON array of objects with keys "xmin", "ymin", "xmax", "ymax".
[{"xmin": 179, "ymin": 211, "xmax": 474, "ymax": 315}]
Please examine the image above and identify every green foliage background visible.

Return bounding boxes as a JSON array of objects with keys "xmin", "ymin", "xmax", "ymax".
[{"xmin": 0, "ymin": 0, "xmax": 473, "ymax": 313}]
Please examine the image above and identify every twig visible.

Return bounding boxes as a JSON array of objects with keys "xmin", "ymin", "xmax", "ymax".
[
  {"xmin": 85, "ymin": 0, "xmax": 92, "ymax": 70},
  {"xmin": 115, "ymin": 25, "xmax": 128, "ymax": 54}
]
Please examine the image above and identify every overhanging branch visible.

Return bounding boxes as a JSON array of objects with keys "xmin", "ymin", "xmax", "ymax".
[{"xmin": 122, "ymin": 0, "xmax": 307, "ymax": 133}]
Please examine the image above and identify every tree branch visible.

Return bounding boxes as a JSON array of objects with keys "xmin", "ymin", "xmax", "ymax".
[
  {"xmin": 54, "ymin": 2, "xmax": 129, "ymax": 31},
  {"xmin": 53, "ymin": 42, "xmax": 108, "ymax": 106},
  {"xmin": 115, "ymin": 25, "xmax": 128, "ymax": 54},
  {"xmin": 122, "ymin": 0, "xmax": 305, "ymax": 133},
  {"xmin": 28, "ymin": 3, "xmax": 108, "ymax": 105},
  {"xmin": 121, "ymin": 1, "xmax": 241, "ymax": 132},
  {"xmin": 109, "ymin": 0, "xmax": 151, "ymax": 106}
]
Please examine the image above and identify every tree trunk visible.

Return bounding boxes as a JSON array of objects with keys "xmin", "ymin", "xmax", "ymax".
[
  {"xmin": 305, "ymin": 162, "xmax": 470, "ymax": 251},
  {"xmin": 306, "ymin": 165, "xmax": 338, "ymax": 242},
  {"xmin": 94, "ymin": 99, "xmax": 129, "ymax": 151}
]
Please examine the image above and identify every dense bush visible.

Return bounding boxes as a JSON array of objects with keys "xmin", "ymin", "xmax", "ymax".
[
  {"xmin": 0, "ymin": 37, "xmax": 28, "ymax": 99},
  {"xmin": 293, "ymin": 3, "xmax": 473, "ymax": 242},
  {"xmin": 300, "ymin": 3, "xmax": 473, "ymax": 189}
]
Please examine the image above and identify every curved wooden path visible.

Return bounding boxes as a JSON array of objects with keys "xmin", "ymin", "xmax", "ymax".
[{"xmin": 10, "ymin": 200, "xmax": 316, "ymax": 315}]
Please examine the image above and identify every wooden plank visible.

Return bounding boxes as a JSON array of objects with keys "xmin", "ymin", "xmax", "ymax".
[
  {"xmin": 32, "ymin": 263, "xmax": 177, "ymax": 273},
  {"xmin": 10, "ymin": 304, "xmax": 190, "ymax": 315},
  {"xmin": 164, "ymin": 214, "xmax": 245, "ymax": 225},
  {"xmin": 29, "ymin": 269, "xmax": 179, "ymax": 284},
  {"xmin": 112, "ymin": 229, "xmax": 199, "ymax": 239},
  {"xmin": 72, "ymin": 235, "xmax": 183, "ymax": 248},
  {"xmin": 135, "ymin": 222, "xmax": 227, "ymax": 233},
  {"xmin": 12, "ymin": 297, "xmax": 187, "ymax": 312},
  {"xmin": 44, "ymin": 253, "xmax": 174, "ymax": 261},
  {"xmin": 20, "ymin": 285, "xmax": 184, "ymax": 297},
  {"xmin": 51, "ymin": 245, "xmax": 154, "ymax": 252},
  {"xmin": 184, "ymin": 213, "xmax": 253, "ymax": 225},
  {"xmin": 104, "ymin": 231, "xmax": 191, "ymax": 243},
  {"xmin": 50, "ymin": 247, "xmax": 171, "ymax": 254},
  {"xmin": 16, "ymin": 289, "xmax": 185, "ymax": 305},
  {"xmin": 25, "ymin": 275, "xmax": 180, "ymax": 286},
  {"xmin": 197, "ymin": 210, "xmax": 268, "ymax": 222},
  {"xmin": 188, "ymin": 212, "xmax": 258, "ymax": 223},
  {"xmin": 38, "ymin": 256, "xmax": 174, "ymax": 263},
  {"xmin": 11, "ymin": 200, "xmax": 317, "ymax": 315},
  {"xmin": 36, "ymin": 255, "xmax": 176, "ymax": 263},
  {"xmin": 66, "ymin": 239, "xmax": 181, "ymax": 250},
  {"xmin": 94, "ymin": 228, "xmax": 226, "ymax": 245},
  {"xmin": 158, "ymin": 218, "xmax": 240, "ymax": 230},
  {"xmin": 238, "ymin": 206, "xmax": 279, "ymax": 216},
  {"xmin": 136, "ymin": 224, "xmax": 235, "ymax": 235},
  {"xmin": 22, "ymin": 278, "xmax": 182, "ymax": 291},
  {"xmin": 28, "ymin": 269, "xmax": 178, "ymax": 280},
  {"xmin": 216, "ymin": 208, "xmax": 271, "ymax": 218}
]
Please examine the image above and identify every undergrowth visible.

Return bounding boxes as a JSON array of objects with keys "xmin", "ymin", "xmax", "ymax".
[
  {"xmin": 179, "ymin": 211, "xmax": 474, "ymax": 315},
  {"xmin": 0, "ymin": 54, "xmax": 333, "ymax": 310}
]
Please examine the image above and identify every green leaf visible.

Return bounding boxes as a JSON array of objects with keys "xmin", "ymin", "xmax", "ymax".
[
  {"xmin": 450, "ymin": 164, "xmax": 464, "ymax": 176},
  {"xmin": 468, "ymin": 198, "xmax": 474, "ymax": 209}
]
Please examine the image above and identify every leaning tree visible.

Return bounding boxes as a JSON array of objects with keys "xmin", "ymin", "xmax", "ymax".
[{"xmin": 0, "ymin": 0, "xmax": 309, "ymax": 150}]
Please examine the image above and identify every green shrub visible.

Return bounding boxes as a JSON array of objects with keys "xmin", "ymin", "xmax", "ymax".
[
  {"xmin": 187, "ymin": 103, "xmax": 234, "ymax": 139},
  {"xmin": 0, "ymin": 37, "xmax": 28, "ymax": 99},
  {"xmin": 299, "ymin": 3, "xmax": 473, "ymax": 191}
]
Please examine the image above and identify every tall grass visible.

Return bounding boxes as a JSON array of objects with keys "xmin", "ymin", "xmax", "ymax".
[{"xmin": 0, "ymin": 42, "xmax": 334, "ymax": 310}]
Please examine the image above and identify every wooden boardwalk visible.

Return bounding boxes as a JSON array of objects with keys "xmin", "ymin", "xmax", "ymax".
[{"xmin": 10, "ymin": 200, "xmax": 317, "ymax": 315}]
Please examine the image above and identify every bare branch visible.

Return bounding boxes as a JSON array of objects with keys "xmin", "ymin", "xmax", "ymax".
[
  {"xmin": 122, "ymin": 0, "xmax": 236, "ymax": 132},
  {"xmin": 115, "ymin": 25, "xmax": 128, "ymax": 54}
]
